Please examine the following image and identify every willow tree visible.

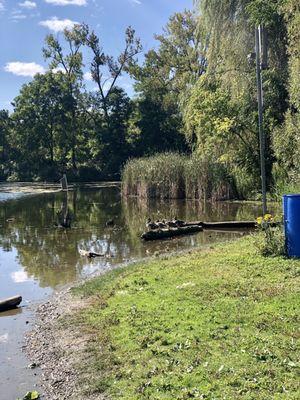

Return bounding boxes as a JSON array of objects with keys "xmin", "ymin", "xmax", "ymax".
[
  {"xmin": 187, "ymin": 0, "xmax": 289, "ymax": 196},
  {"xmin": 273, "ymin": 0, "xmax": 300, "ymax": 190}
]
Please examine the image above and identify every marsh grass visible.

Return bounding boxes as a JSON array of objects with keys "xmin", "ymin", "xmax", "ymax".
[
  {"xmin": 70, "ymin": 236, "xmax": 300, "ymax": 399},
  {"xmin": 122, "ymin": 153, "xmax": 235, "ymax": 200}
]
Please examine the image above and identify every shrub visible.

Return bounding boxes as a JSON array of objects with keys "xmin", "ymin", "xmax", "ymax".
[{"xmin": 254, "ymin": 214, "xmax": 285, "ymax": 257}]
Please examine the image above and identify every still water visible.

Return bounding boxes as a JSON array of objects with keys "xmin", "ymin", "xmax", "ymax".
[{"xmin": 0, "ymin": 185, "xmax": 277, "ymax": 399}]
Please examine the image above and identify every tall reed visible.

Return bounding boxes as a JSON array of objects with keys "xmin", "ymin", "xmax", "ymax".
[{"xmin": 122, "ymin": 153, "xmax": 235, "ymax": 200}]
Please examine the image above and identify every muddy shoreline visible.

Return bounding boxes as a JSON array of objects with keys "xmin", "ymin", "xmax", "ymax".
[{"xmin": 24, "ymin": 288, "xmax": 104, "ymax": 400}]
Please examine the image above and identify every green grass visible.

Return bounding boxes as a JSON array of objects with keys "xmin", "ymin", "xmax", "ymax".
[{"xmin": 71, "ymin": 236, "xmax": 300, "ymax": 399}]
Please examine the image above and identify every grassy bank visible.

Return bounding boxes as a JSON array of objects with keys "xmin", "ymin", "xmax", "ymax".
[
  {"xmin": 122, "ymin": 153, "xmax": 235, "ymax": 200},
  {"xmin": 68, "ymin": 236, "xmax": 300, "ymax": 399}
]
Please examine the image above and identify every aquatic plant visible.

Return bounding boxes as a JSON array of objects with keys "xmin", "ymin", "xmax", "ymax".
[{"xmin": 122, "ymin": 153, "xmax": 235, "ymax": 200}]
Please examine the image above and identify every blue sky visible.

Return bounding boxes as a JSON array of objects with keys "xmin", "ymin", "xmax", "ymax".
[{"xmin": 0, "ymin": 0, "xmax": 193, "ymax": 111}]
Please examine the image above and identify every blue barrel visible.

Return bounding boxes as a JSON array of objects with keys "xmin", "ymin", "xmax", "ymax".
[{"xmin": 283, "ymin": 194, "xmax": 300, "ymax": 258}]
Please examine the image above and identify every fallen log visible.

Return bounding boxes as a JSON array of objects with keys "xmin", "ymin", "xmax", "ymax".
[
  {"xmin": 141, "ymin": 220, "xmax": 278, "ymax": 241},
  {"xmin": 141, "ymin": 225, "xmax": 203, "ymax": 241},
  {"xmin": 178, "ymin": 221, "xmax": 256, "ymax": 229},
  {"xmin": 0, "ymin": 295, "xmax": 22, "ymax": 312},
  {"xmin": 202, "ymin": 221, "xmax": 257, "ymax": 229},
  {"xmin": 181, "ymin": 221, "xmax": 203, "ymax": 227}
]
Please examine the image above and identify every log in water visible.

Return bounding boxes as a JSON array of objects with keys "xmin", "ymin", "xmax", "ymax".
[
  {"xmin": 141, "ymin": 225, "xmax": 203, "ymax": 241},
  {"xmin": 173, "ymin": 221, "xmax": 256, "ymax": 229},
  {"xmin": 0, "ymin": 296, "xmax": 22, "ymax": 312},
  {"xmin": 141, "ymin": 220, "xmax": 258, "ymax": 241},
  {"xmin": 202, "ymin": 221, "xmax": 256, "ymax": 229}
]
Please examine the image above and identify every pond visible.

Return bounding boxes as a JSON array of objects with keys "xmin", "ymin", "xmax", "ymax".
[{"xmin": 0, "ymin": 185, "xmax": 278, "ymax": 398}]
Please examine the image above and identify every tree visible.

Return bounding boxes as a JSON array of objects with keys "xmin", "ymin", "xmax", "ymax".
[
  {"xmin": 272, "ymin": 0, "xmax": 300, "ymax": 188},
  {"xmin": 86, "ymin": 26, "xmax": 142, "ymax": 127},
  {"xmin": 88, "ymin": 87, "xmax": 133, "ymax": 177},
  {"xmin": 0, "ymin": 110, "xmax": 11, "ymax": 179},
  {"xmin": 43, "ymin": 24, "xmax": 89, "ymax": 170},
  {"xmin": 129, "ymin": 10, "xmax": 206, "ymax": 155},
  {"xmin": 10, "ymin": 72, "xmax": 78, "ymax": 180},
  {"xmin": 192, "ymin": 0, "xmax": 289, "ymax": 194}
]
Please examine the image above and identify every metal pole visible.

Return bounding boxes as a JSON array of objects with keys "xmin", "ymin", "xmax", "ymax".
[{"xmin": 255, "ymin": 26, "xmax": 267, "ymax": 215}]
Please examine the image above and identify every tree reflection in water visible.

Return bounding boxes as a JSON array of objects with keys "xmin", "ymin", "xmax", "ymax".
[{"xmin": 0, "ymin": 187, "xmax": 278, "ymax": 289}]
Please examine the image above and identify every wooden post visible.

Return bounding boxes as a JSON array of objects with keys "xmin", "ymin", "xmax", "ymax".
[
  {"xmin": 60, "ymin": 174, "xmax": 68, "ymax": 191},
  {"xmin": 255, "ymin": 25, "xmax": 267, "ymax": 215}
]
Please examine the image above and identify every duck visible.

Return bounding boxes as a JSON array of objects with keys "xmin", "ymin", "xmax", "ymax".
[
  {"xmin": 146, "ymin": 218, "xmax": 158, "ymax": 230},
  {"xmin": 105, "ymin": 219, "xmax": 115, "ymax": 227},
  {"xmin": 166, "ymin": 220, "xmax": 178, "ymax": 228},
  {"xmin": 173, "ymin": 216, "xmax": 185, "ymax": 227},
  {"xmin": 156, "ymin": 219, "xmax": 167, "ymax": 229}
]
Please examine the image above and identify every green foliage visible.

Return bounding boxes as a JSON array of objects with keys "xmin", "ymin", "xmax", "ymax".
[
  {"xmin": 0, "ymin": 3, "xmax": 298, "ymax": 192},
  {"xmin": 128, "ymin": 10, "xmax": 204, "ymax": 157},
  {"xmin": 0, "ymin": 110, "xmax": 11, "ymax": 180},
  {"xmin": 18, "ymin": 391, "xmax": 40, "ymax": 400},
  {"xmin": 10, "ymin": 72, "xmax": 73, "ymax": 180},
  {"xmin": 0, "ymin": 24, "xmax": 143, "ymax": 181},
  {"xmin": 122, "ymin": 153, "xmax": 235, "ymax": 200},
  {"xmin": 183, "ymin": 77, "xmax": 237, "ymax": 156},
  {"xmin": 254, "ymin": 215, "xmax": 285, "ymax": 256},
  {"xmin": 194, "ymin": 0, "xmax": 290, "ymax": 196},
  {"xmin": 255, "ymin": 226, "xmax": 286, "ymax": 257},
  {"xmin": 272, "ymin": 0, "xmax": 300, "ymax": 188},
  {"xmin": 71, "ymin": 236, "xmax": 300, "ymax": 399}
]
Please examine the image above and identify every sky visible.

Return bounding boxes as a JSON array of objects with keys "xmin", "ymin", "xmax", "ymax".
[{"xmin": 0, "ymin": 0, "xmax": 193, "ymax": 111}]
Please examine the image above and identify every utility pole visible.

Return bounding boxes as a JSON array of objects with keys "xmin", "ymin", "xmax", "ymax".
[{"xmin": 255, "ymin": 25, "xmax": 267, "ymax": 215}]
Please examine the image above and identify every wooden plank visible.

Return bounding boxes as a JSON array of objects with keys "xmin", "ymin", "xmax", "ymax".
[{"xmin": 0, "ymin": 295, "xmax": 22, "ymax": 312}]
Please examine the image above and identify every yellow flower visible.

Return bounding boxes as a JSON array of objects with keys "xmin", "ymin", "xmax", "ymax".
[
  {"xmin": 264, "ymin": 214, "xmax": 273, "ymax": 222},
  {"xmin": 256, "ymin": 216, "xmax": 263, "ymax": 225}
]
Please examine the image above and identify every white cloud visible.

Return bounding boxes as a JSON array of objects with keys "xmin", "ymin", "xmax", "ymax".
[
  {"xmin": 11, "ymin": 14, "xmax": 27, "ymax": 20},
  {"xmin": 11, "ymin": 270, "xmax": 32, "ymax": 283},
  {"xmin": 19, "ymin": 1, "xmax": 37, "ymax": 9},
  {"xmin": 0, "ymin": 1, "xmax": 4, "ymax": 12},
  {"xmin": 129, "ymin": 0, "xmax": 141, "ymax": 5},
  {"xmin": 45, "ymin": 0, "xmax": 87, "ymax": 5},
  {"xmin": 52, "ymin": 66, "xmax": 65, "ymax": 73},
  {"xmin": 4, "ymin": 62, "xmax": 45, "ymax": 77},
  {"xmin": 0, "ymin": 334, "xmax": 9, "ymax": 343},
  {"xmin": 11, "ymin": 9, "xmax": 27, "ymax": 20},
  {"xmin": 83, "ymin": 71, "xmax": 93, "ymax": 81},
  {"xmin": 39, "ymin": 16, "xmax": 78, "ymax": 32}
]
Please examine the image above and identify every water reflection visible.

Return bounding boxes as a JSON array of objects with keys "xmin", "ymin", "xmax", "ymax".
[{"xmin": 0, "ymin": 187, "xmax": 279, "ymax": 289}]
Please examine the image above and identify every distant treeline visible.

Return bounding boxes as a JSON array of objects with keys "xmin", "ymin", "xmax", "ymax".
[{"xmin": 0, "ymin": 0, "xmax": 299, "ymax": 199}]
